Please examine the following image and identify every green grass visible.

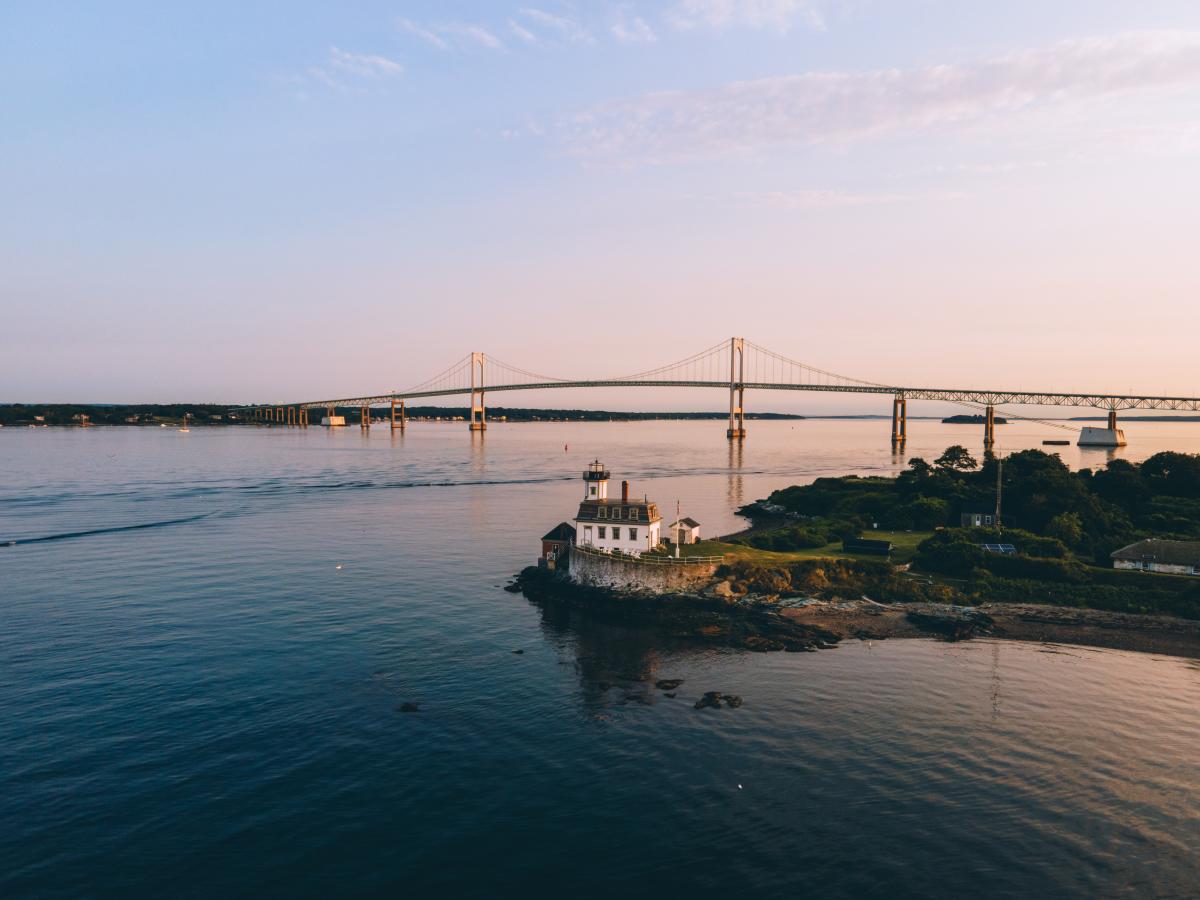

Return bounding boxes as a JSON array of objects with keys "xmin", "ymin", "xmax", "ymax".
[{"xmin": 668, "ymin": 530, "xmax": 932, "ymax": 566}]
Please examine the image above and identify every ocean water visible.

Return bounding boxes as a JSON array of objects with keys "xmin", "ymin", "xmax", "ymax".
[{"xmin": 2, "ymin": 420, "xmax": 1199, "ymax": 898}]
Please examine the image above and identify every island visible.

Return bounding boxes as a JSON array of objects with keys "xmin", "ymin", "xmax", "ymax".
[
  {"xmin": 516, "ymin": 445, "xmax": 1200, "ymax": 657},
  {"xmin": 941, "ymin": 414, "xmax": 1007, "ymax": 424}
]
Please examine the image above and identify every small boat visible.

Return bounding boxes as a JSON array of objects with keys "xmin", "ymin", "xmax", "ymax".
[
  {"xmin": 1043, "ymin": 439, "xmax": 1069, "ymax": 445},
  {"xmin": 179, "ymin": 413, "xmax": 191, "ymax": 433}
]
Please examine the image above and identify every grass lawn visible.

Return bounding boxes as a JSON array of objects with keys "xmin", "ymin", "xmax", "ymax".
[{"xmin": 670, "ymin": 530, "xmax": 933, "ymax": 566}]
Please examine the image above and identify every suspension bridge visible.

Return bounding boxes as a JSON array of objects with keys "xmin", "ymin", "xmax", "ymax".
[{"xmin": 236, "ymin": 338, "xmax": 1200, "ymax": 447}]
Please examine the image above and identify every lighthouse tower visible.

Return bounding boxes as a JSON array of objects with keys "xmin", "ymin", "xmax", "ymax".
[{"xmin": 582, "ymin": 460, "xmax": 610, "ymax": 500}]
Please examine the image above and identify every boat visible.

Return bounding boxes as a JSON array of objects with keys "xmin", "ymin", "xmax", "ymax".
[
  {"xmin": 179, "ymin": 413, "xmax": 191, "ymax": 433},
  {"xmin": 1042, "ymin": 439, "xmax": 1070, "ymax": 446}
]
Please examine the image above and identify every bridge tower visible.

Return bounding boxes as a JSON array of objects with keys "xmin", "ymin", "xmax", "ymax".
[
  {"xmin": 983, "ymin": 405, "xmax": 996, "ymax": 447},
  {"xmin": 469, "ymin": 352, "xmax": 487, "ymax": 432},
  {"xmin": 891, "ymin": 393, "xmax": 907, "ymax": 446},
  {"xmin": 726, "ymin": 337, "xmax": 746, "ymax": 440}
]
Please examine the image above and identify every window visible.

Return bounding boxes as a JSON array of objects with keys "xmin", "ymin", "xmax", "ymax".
[
  {"xmin": 612, "ymin": 507, "xmax": 622, "ymax": 519},
  {"xmin": 598, "ymin": 526, "xmax": 606, "ymax": 539},
  {"xmin": 629, "ymin": 528, "xmax": 638, "ymax": 542},
  {"xmin": 589, "ymin": 485, "xmax": 597, "ymax": 497},
  {"xmin": 610, "ymin": 528, "xmax": 621, "ymax": 540},
  {"xmin": 597, "ymin": 506, "xmax": 606, "ymax": 518},
  {"xmin": 583, "ymin": 526, "xmax": 593, "ymax": 544},
  {"xmin": 629, "ymin": 508, "xmax": 639, "ymax": 520}
]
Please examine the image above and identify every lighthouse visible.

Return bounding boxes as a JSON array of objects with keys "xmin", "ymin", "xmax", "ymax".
[
  {"xmin": 582, "ymin": 459, "xmax": 610, "ymax": 500},
  {"xmin": 573, "ymin": 461, "xmax": 662, "ymax": 555}
]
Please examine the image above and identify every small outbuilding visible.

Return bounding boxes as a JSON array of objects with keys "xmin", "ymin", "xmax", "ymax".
[
  {"xmin": 1111, "ymin": 539, "xmax": 1200, "ymax": 576},
  {"xmin": 541, "ymin": 522, "xmax": 576, "ymax": 569},
  {"xmin": 669, "ymin": 517, "xmax": 702, "ymax": 545},
  {"xmin": 961, "ymin": 511, "xmax": 997, "ymax": 528}
]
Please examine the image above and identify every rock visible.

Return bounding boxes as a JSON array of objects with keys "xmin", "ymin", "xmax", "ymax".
[
  {"xmin": 503, "ymin": 582, "xmax": 522, "ymax": 593},
  {"xmin": 724, "ymin": 695, "xmax": 743, "ymax": 708},
  {"xmin": 694, "ymin": 691, "xmax": 724, "ymax": 710},
  {"xmin": 906, "ymin": 610, "xmax": 994, "ymax": 641},
  {"xmin": 713, "ymin": 581, "xmax": 736, "ymax": 598},
  {"xmin": 399, "ymin": 702, "xmax": 420, "ymax": 713},
  {"xmin": 655, "ymin": 679, "xmax": 685, "ymax": 690},
  {"xmin": 511, "ymin": 649, "xmax": 525, "ymax": 654},
  {"xmin": 664, "ymin": 692, "xmax": 677, "ymax": 698}
]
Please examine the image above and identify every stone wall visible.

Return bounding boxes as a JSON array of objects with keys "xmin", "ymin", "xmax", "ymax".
[{"xmin": 568, "ymin": 545, "xmax": 719, "ymax": 593}]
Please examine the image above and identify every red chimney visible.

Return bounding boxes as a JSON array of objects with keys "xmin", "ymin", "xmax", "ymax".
[{"xmin": 621, "ymin": 480, "xmax": 630, "ymax": 502}]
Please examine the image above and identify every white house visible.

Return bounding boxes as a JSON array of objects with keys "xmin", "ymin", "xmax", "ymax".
[
  {"xmin": 1111, "ymin": 539, "xmax": 1200, "ymax": 575},
  {"xmin": 669, "ymin": 517, "xmax": 702, "ymax": 545},
  {"xmin": 573, "ymin": 461, "xmax": 662, "ymax": 555}
]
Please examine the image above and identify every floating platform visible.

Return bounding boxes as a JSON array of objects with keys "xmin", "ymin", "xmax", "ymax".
[
  {"xmin": 1077, "ymin": 427, "xmax": 1126, "ymax": 447},
  {"xmin": 321, "ymin": 416, "xmax": 346, "ymax": 427},
  {"xmin": 1043, "ymin": 440, "xmax": 1070, "ymax": 446}
]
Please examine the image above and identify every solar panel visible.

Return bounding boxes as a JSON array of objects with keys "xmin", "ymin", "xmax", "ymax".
[{"xmin": 980, "ymin": 544, "xmax": 1017, "ymax": 554}]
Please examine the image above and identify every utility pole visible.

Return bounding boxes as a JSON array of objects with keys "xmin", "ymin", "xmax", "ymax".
[
  {"xmin": 674, "ymin": 500, "xmax": 681, "ymax": 558},
  {"xmin": 995, "ymin": 453, "xmax": 1003, "ymax": 535}
]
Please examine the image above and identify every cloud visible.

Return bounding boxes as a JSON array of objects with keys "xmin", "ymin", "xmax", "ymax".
[
  {"xmin": 740, "ymin": 189, "xmax": 906, "ymax": 209},
  {"xmin": 294, "ymin": 46, "xmax": 402, "ymax": 93},
  {"xmin": 435, "ymin": 22, "xmax": 505, "ymax": 49},
  {"xmin": 518, "ymin": 8, "xmax": 593, "ymax": 44},
  {"xmin": 509, "ymin": 19, "xmax": 539, "ymax": 43},
  {"xmin": 612, "ymin": 7, "xmax": 657, "ymax": 44},
  {"xmin": 396, "ymin": 18, "xmax": 504, "ymax": 51},
  {"xmin": 562, "ymin": 32, "xmax": 1200, "ymax": 162},
  {"xmin": 666, "ymin": 0, "xmax": 825, "ymax": 33},
  {"xmin": 327, "ymin": 46, "xmax": 403, "ymax": 78},
  {"xmin": 396, "ymin": 17, "xmax": 450, "ymax": 50}
]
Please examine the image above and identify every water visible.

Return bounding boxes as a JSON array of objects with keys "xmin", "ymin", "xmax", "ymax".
[{"xmin": 3, "ymin": 420, "xmax": 1199, "ymax": 898}]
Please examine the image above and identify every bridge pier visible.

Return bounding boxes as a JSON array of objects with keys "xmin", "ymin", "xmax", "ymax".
[
  {"xmin": 301, "ymin": 407, "xmax": 308, "ymax": 427},
  {"xmin": 726, "ymin": 337, "xmax": 746, "ymax": 440},
  {"xmin": 469, "ymin": 352, "xmax": 487, "ymax": 432},
  {"xmin": 1108, "ymin": 408, "xmax": 1118, "ymax": 430},
  {"xmin": 391, "ymin": 398, "xmax": 406, "ymax": 431},
  {"xmin": 361, "ymin": 404, "xmax": 370, "ymax": 430},
  {"xmin": 891, "ymin": 394, "xmax": 907, "ymax": 446},
  {"xmin": 983, "ymin": 405, "xmax": 996, "ymax": 447}
]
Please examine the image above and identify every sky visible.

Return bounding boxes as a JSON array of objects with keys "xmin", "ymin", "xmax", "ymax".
[{"xmin": 3, "ymin": 0, "xmax": 1200, "ymax": 412}]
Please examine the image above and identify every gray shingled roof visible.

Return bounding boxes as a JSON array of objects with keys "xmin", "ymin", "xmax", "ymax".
[{"xmin": 1111, "ymin": 539, "xmax": 1200, "ymax": 566}]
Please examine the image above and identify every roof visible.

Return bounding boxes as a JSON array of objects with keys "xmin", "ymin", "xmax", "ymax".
[
  {"xmin": 670, "ymin": 517, "xmax": 701, "ymax": 529},
  {"xmin": 541, "ymin": 522, "xmax": 577, "ymax": 542},
  {"xmin": 576, "ymin": 500, "xmax": 661, "ymax": 523},
  {"xmin": 1111, "ymin": 539, "xmax": 1200, "ymax": 566}
]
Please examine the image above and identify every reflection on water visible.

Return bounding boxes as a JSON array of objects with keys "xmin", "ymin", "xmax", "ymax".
[{"xmin": 2, "ymin": 420, "xmax": 1199, "ymax": 897}]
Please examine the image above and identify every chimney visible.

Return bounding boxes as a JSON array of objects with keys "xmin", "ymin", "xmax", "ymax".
[{"xmin": 621, "ymin": 480, "xmax": 630, "ymax": 503}]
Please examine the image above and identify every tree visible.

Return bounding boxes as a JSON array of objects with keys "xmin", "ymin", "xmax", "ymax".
[
  {"xmin": 935, "ymin": 445, "xmax": 978, "ymax": 472},
  {"xmin": 1045, "ymin": 512, "xmax": 1084, "ymax": 548}
]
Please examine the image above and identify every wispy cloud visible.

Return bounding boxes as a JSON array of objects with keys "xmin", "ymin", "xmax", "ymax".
[
  {"xmin": 666, "ymin": 0, "xmax": 825, "ymax": 33},
  {"xmin": 509, "ymin": 18, "xmax": 539, "ymax": 43},
  {"xmin": 327, "ymin": 46, "xmax": 403, "ymax": 78},
  {"xmin": 396, "ymin": 18, "xmax": 504, "ymax": 51},
  {"xmin": 396, "ymin": 17, "xmax": 450, "ymax": 50},
  {"xmin": 294, "ymin": 46, "xmax": 403, "ymax": 94},
  {"xmin": 518, "ymin": 8, "xmax": 593, "ymax": 44},
  {"xmin": 612, "ymin": 6, "xmax": 657, "ymax": 44},
  {"xmin": 739, "ymin": 189, "xmax": 906, "ymax": 209},
  {"xmin": 562, "ymin": 32, "xmax": 1200, "ymax": 162}
]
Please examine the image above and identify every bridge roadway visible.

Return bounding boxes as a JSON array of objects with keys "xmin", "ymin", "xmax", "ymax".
[{"xmin": 276, "ymin": 380, "xmax": 1200, "ymax": 413}]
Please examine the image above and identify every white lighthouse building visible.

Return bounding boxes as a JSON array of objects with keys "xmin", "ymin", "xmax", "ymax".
[{"xmin": 573, "ymin": 461, "xmax": 662, "ymax": 555}]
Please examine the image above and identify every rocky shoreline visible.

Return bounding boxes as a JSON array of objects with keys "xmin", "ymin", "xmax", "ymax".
[{"xmin": 512, "ymin": 567, "xmax": 1200, "ymax": 659}]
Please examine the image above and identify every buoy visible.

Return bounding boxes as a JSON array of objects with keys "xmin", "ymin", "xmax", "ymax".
[
  {"xmin": 737, "ymin": 784, "xmax": 743, "ymax": 790},
  {"xmin": 335, "ymin": 564, "xmax": 343, "ymax": 570}
]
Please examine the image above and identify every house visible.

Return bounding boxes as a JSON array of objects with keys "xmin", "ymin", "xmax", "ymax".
[
  {"xmin": 1111, "ymin": 539, "xmax": 1200, "ymax": 576},
  {"xmin": 961, "ymin": 511, "xmax": 997, "ymax": 527},
  {"xmin": 540, "ymin": 522, "xmax": 576, "ymax": 569},
  {"xmin": 669, "ymin": 517, "xmax": 702, "ymax": 545},
  {"xmin": 573, "ymin": 461, "xmax": 662, "ymax": 555}
]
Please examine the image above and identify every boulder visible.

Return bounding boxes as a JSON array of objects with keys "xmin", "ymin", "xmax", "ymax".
[
  {"xmin": 655, "ymin": 679, "xmax": 685, "ymax": 690},
  {"xmin": 693, "ymin": 691, "xmax": 724, "ymax": 710}
]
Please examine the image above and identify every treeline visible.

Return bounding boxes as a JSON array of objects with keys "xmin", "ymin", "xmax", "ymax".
[
  {"xmin": 0, "ymin": 404, "xmax": 235, "ymax": 426},
  {"xmin": 766, "ymin": 445, "xmax": 1200, "ymax": 563}
]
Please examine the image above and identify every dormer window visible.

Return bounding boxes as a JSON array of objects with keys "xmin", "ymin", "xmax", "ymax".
[
  {"xmin": 612, "ymin": 507, "xmax": 622, "ymax": 519},
  {"xmin": 629, "ymin": 508, "xmax": 639, "ymax": 520},
  {"xmin": 597, "ymin": 507, "xmax": 607, "ymax": 518}
]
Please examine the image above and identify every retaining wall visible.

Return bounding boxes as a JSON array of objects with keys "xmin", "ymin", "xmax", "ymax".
[{"xmin": 568, "ymin": 545, "xmax": 719, "ymax": 593}]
